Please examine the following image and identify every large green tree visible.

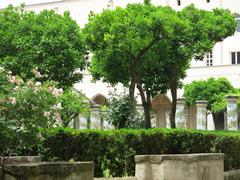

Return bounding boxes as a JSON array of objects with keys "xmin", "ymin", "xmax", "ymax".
[
  {"xmin": 165, "ymin": 6, "xmax": 236, "ymax": 127},
  {"xmin": 84, "ymin": 2, "xmax": 180, "ymax": 128},
  {"xmin": 0, "ymin": 5, "xmax": 87, "ymax": 88},
  {"xmin": 84, "ymin": 2, "xmax": 236, "ymax": 128}
]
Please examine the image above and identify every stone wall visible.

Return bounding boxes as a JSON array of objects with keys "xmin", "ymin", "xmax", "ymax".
[
  {"xmin": 135, "ymin": 153, "xmax": 224, "ymax": 180},
  {"xmin": 1, "ymin": 156, "xmax": 94, "ymax": 180},
  {"xmin": 95, "ymin": 178, "xmax": 136, "ymax": 180},
  {"xmin": 224, "ymin": 170, "xmax": 240, "ymax": 180}
]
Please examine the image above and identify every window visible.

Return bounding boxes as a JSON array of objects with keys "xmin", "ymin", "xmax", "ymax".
[
  {"xmin": 231, "ymin": 52, "xmax": 240, "ymax": 64},
  {"xmin": 237, "ymin": 18, "xmax": 240, "ymax": 32},
  {"xmin": 177, "ymin": 0, "xmax": 181, "ymax": 6},
  {"xmin": 206, "ymin": 52, "xmax": 213, "ymax": 66}
]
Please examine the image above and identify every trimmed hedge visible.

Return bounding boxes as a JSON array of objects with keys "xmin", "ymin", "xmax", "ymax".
[{"xmin": 41, "ymin": 128, "xmax": 240, "ymax": 177}]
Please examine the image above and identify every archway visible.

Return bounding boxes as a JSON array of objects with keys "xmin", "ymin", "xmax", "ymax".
[
  {"xmin": 90, "ymin": 94, "xmax": 108, "ymax": 129},
  {"xmin": 91, "ymin": 94, "xmax": 108, "ymax": 105},
  {"xmin": 152, "ymin": 94, "xmax": 172, "ymax": 128}
]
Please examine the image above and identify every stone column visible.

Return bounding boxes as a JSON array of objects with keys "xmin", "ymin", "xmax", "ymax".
[
  {"xmin": 90, "ymin": 105, "xmax": 101, "ymax": 129},
  {"xmin": 74, "ymin": 114, "xmax": 80, "ymax": 129},
  {"xmin": 226, "ymin": 95, "xmax": 239, "ymax": 130},
  {"xmin": 135, "ymin": 153, "xmax": 224, "ymax": 180},
  {"xmin": 87, "ymin": 116, "xmax": 91, "ymax": 129},
  {"xmin": 175, "ymin": 98, "xmax": 186, "ymax": 128},
  {"xmin": 195, "ymin": 100, "xmax": 208, "ymax": 130},
  {"xmin": 156, "ymin": 109, "xmax": 167, "ymax": 128}
]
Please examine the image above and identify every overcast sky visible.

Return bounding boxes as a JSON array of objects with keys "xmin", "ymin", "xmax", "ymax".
[{"xmin": 0, "ymin": 0, "xmax": 56, "ymax": 8}]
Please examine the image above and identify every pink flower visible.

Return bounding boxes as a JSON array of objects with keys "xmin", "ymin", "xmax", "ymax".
[
  {"xmin": 52, "ymin": 103, "xmax": 62, "ymax": 110},
  {"xmin": 27, "ymin": 80, "xmax": 34, "ymax": 87},
  {"xmin": 43, "ymin": 111, "xmax": 51, "ymax": 119},
  {"xmin": 52, "ymin": 88, "xmax": 63, "ymax": 97},
  {"xmin": 35, "ymin": 82, "xmax": 42, "ymax": 86},
  {"xmin": 0, "ymin": 66, "xmax": 4, "ymax": 73},
  {"xmin": 32, "ymin": 67, "xmax": 43, "ymax": 78},
  {"xmin": 7, "ymin": 75, "xmax": 16, "ymax": 83},
  {"xmin": 9, "ymin": 97, "xmax": 16, "ymax": 105}
]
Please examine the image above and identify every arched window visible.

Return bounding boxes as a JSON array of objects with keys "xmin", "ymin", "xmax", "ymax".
[
  {"xmin": 177, "ymin": 0, "xmax": 181, "ymax": 6},
  {"xmin": 233, "ymin": 13, "xmax": 240, "ymax": 32},
  {"xmin": 92, "ymin": 94, "xmax": 108, "ymax": 105}
]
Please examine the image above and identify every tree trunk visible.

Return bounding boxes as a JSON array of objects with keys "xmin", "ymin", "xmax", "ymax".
[
  {"xmin": 145, "ymin": 90, "xmax": 152, "ymax": 128},
  {"xmin": 129, "ymin": 61, "xmax": 137, "ymax": 107},
  {"xmin": 137, "ymin": 84, "xmax": 151, "ymax": 128},
  {"xmin": 169, "ymin": 86, "xmax": 177, "ymax": 128},
  {"xmin": 212, "ymin": 112, "xmax": 225, "ymax": 130}
]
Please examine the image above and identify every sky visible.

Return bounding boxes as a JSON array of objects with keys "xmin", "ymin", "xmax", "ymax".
[{"xmin": 0, "ymin": 0, "xmax": 57, "ymax": 8}]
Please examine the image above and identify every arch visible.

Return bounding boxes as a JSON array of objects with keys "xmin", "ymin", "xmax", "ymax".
[
  {"xmin": 152, "ymin": 94, "xmax": 172, "ymax": 110},
  {"xmin": 151, "ymin": 94, "xmax": 172, "ymax": 128},
  {"xmin": 91, "ymin": 94, "xmax": 108, "ymax": 105},
  {"xmin": 233, "ymin": 12, "xmax": 240, "ymax": 18}
]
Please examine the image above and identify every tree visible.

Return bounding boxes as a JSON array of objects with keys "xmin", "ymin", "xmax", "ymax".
[
  {"xmin": 161, "ymin": 5, "xmax": 237, "ymax": 128},
  {"xmin": 0, "ymin": 5, "xmax": 87, "ymax": 88},
  {"xmin": 84, "ymin": 2, "xmax": 180, "ymax": 128},
  {"xmin": 183, "ymin": 78, "xmax": 237, "ymax": 129},
  {"xmin": 84, "ymin": 2, "xmax": 236, "ymax": 128},
  {"xmin": 60, "ymin": 90, "xmax": 90, "ymax": 127}
]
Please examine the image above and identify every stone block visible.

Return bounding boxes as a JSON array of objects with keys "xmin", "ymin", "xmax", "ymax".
[
  {"xmin": 135, "ymin": 153, "xmax": 224, "ymax": 180},
  {"xmin": 1, "ymin": 156, "xmax": 41, "ymax": 165},
  {"xmin": 3, "ymin": 161, "xmax": 94, "ymax": 180}
]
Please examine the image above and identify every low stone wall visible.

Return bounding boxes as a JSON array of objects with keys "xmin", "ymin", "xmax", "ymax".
[
  {"xmin": 1, "ymin": 156, "xmax": 94, "ymax": 180},
  {"xmin": 135, "ymin": 153, "xmax": 225, "ymax": 180},
  {"xmin": 95, "ymin": 177, "xmax": 136, "ymax": 180},
  {"xmin": 224, "ymin": 170, "xmax": 240, "ymax": 180},
  {"xmin": 1, "ymin": 156, "xmax": 41, "ymax": 164}
]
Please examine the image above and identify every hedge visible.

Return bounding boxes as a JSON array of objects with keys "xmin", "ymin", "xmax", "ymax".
[{"xmin": 41, "ymin": 128, "xmax": 240, "ymax": 177}]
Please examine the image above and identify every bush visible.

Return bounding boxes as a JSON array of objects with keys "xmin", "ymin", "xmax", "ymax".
[
  {"xmin": 41, "ymin": 128, "xmax": 240, "ymax": 177},
  {"xmin": 103, "ymin": 91, "xmax": 144, "ymax": 129}
]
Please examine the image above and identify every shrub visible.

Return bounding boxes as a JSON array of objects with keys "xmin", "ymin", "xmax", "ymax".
[
  {"xmin": 41, "ymin": 128, "xmax": 240, "ymax": 177},
  {"xmin": 103, "ymin": 92, "xmax": 144, "ymax": 129}
]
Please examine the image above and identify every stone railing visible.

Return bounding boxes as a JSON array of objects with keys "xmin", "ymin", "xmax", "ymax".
[
  {"xmin": 2, "ymin": 154, "xmax": 239, "ymax": 180},
  {"xmin": 174, "ymin": 95, "xmax": 240, "ymax": 130}
]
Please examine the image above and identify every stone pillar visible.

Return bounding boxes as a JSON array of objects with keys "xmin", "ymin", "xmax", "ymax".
[
  {"xmin": 90, "ymin": 105, "xmax": 101, "ymax": 129},
  {"xmin": 135, "ymin": 153, "xmax": 224, "ymax": 180},
  {"xmin": 87, "ymin": 113, "xmax": 91, "ymax": 129},
  {"xmin": 156, "ymin": 109, "xmax": 167, "ymax": 128},
  {"xmin": 74, "ymin": 114, "xmax": 80, "ymax": 129},
  {"xmin": 195, "ymin": 100, "xmax": 208, "ymax": 130},
  {"xmin": 175, "ymin": 98, "xmax": 186, "ymax": 128},
  {"xmin": 226, "ymin": 95, "xmax": 239, "ymax": 130}
]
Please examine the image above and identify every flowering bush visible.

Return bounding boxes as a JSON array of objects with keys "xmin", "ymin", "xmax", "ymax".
[
  {"xmin": 0, "ymin": 66, "xmax": 64, "ymax": 156},
  {"xmin": 0, "ymin": 65, "xmax": 89, "ymax": 156}
]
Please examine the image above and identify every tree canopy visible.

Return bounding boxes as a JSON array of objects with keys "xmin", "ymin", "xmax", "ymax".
[
  {"xmin": 84, "ymin": 2, "xmax": 236, "ymax": 128},
  {"xmin": 0, "ymin": 6, "xmax": 87, "ymax": 88},
  {"xmin": 160, "ymin": 5, "xmax": 237, "ymax": 127},
  {"xmin": 184, "ymin": 77, "xmax": 236, "ymax": 113},
  {"xmin": 84, "ymin": 3, "xmax": 182, "ymax": 127},
  {"xmin": 183, "ymin": 77, "xmax": 237, "ymax": 129}
]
